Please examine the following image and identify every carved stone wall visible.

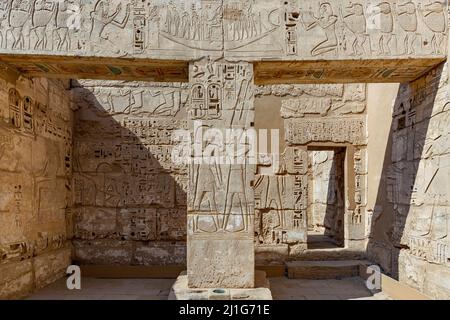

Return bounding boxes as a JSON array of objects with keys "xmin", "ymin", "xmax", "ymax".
[
  {"xmin": 70, "ymin": 75, "xmax": 368, "ymax": 277},
  {"xmin": 70, "ymin": 68, "xmax": 257, "ymax": 282},
  {"xmin": 0, "ymin": 0, "xmax": 447, "ymax": 300},
  {"xmin": 367, "ymin": 64, "xmax": 450, "ymax": 299},
  {"xmin": 0, "ymin": 1, "xmax": 445, "ymax": 83},
  {"xmin": 187, "ymin": 60, "xmax": 256, "ymax": 288},
  {"xmin": 70, "ymin": 65, "xmax": 258, "ymax": 286},
  {"xmin": 54, "ymin": 63, "xmax": 450, "ymax": 299},
  {"xmin": 0, "ymin": 73, "xmax": 73, "ymax": 299},
  {"xmin": 0, "ymin": 0, "xmax": 445, "ymax": 60},
  {"xmin": 255, "ymin": 83, "xmax": 368, "ymax": 262},
  {"xmin": 71, "ymin": 80, "xmax": 189, "ymax": 266}
]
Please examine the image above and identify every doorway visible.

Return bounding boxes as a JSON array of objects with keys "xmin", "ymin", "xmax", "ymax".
[{"xmin": 307, "ymin": 147, "xmax": 346, "ymax": 249}]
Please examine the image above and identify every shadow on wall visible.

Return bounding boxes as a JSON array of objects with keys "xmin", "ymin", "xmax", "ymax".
[
  {"xmin": 307, "ymin": 148, "xmax": 345, "ymax": 249},
  {"xmin": 367, "ymin": 63, "xmax": 450, "ymax": 297},
  {"xmin": 70, "ymin": 81, "xmax": 188, "ymax": 267},
  {"xmin": 322, "ymin": 149, "xmax": 345, "ymax": 246}
]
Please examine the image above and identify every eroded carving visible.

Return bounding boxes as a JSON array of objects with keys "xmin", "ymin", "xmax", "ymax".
[
  {"xmin": 0, "ymin": 78, "xmax": 72, "ymax": 278},
  {"xmin": 286, "ymin": 117, "xmax": 367, "ymax": 145},
  {"xmin": 0, "ymin": 0, "xmax": 444, "ymax": 66}
]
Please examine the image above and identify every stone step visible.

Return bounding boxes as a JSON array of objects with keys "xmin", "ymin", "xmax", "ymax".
[{"xmin": 286, "ymin": 260, "xmax": 369, "ymax": 280}]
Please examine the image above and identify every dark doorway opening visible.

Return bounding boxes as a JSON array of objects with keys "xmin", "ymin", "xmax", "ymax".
[{"xmin": 307, "ymin": 147, "xmax": 346, "ymax": 249}]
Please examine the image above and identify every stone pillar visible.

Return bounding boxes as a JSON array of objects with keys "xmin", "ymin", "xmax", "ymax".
[{"xmin": 187, "ymin": 60, "xmax": 255, "ymax": 288}]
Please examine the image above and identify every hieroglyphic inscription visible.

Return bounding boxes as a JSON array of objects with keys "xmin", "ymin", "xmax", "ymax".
[
  {"xmin": 187, "ymin": 60, "xmax": 256, "ymax": 288},
  {"xmin": 0, "ymin": 77, "xmax": 73, "ymax": 277},
  {"xmin": 384, "ymin": 66, "xmax": 450, "ymax": 274},
  {"xmin": 72, "ymin": 81, "xmax": 189, "ymax": 267},
  {"xmin": 255, "ymin": 147, "xmax": 308, "ymax": 248},
  {"xmin": 0, "ymin": 0, "xmax": 445, "ymax": 62},
  {"xmin": 285, "ymin": 118, "xmax": 367, "ymax": 145}
]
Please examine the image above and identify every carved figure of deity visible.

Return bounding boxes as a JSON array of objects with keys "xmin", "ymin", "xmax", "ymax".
[
  {"xmin": 341, "ymin": 2, "xmax": 367, "ymax": 55},
  {"xmin": 397, "ymin": 1, "xmax": 418, "ymax": 54},
  {"xmin": 420, "ymin": 1, "xmax": 447, "ymax": 54},
  {"xmin": 372, "ymin": 2, "xmax": 394, "ymax": 55}
]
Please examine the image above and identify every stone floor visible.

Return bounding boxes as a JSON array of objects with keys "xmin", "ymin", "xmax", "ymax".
[
  {"xmin": 27, "ymin": 277, "xmax": 391, "ymax": 300},
  {"xmin": 307, "ymin": 232, "xmax": 342, "ymax": 250},
  {"xmin": 270, "ymin": 277, "xmax": 391, "ymax": 300},
  {"xmin": 28, "ymin": 278, "xmax": 173, "ymax": 300}
]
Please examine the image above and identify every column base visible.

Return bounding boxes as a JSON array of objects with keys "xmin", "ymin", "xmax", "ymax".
[{"xmin": 168, "ymin": 270, "xmax": 272, "ymax": 300}]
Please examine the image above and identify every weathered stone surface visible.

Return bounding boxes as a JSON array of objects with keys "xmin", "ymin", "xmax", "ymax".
[
  {"xmin": 367, "ymin": 63, "xmax": 450, "ymax": 299},
  {"xmin": 0, "ymin": 0, "xmax": 445, "ymax": 60},
  {"xmin": 0, "ymin": 1, "xmax": 446, "ymax": 83},
  {"xmin": 254, "ymin": 83, "xmax": 368, "ymax": 261},
  {"xmin": 71, "ymin": 80, "xmax": 188, "ymax": 266},
  {"xmin": 254, "ymin": 59, "xmax": 445, "ymax": 84},
  {"xmin": 73, "ymin": 239, "xmax": 187, "ymax": 266},
  {"xmin": 0, "ymin": 0, "xmax": 449, "ymax": 301},
  {"xmin": 423, "ymin": 263, "xmax": 450, "ymax": 300},
  {"xmin": 287, "ymin": 260, "xmax": 364, "ymax": 279},
  {"xmin": 74, "ymin": 207, "xmax": 118, "ymax": 240},
  {"xmin": 0, "ymin": 260, "xmax": 33, "ymax": 299},
  {"xmin": 0, "ymin": 73, "xmax": 73, "ymax": 299},
  {"xmin": 188, "ymin": 238, "xmax": 255, "ymax": 288},
  {"xmin": 187, "ymin": 60, "xmax": 256, "ymax": 288},
  {"xmin": 33, "ymin": 248, "xmax": 72, "ymax": 290},
  {"xmin": 133, "ymin": 241, "xmax": 186, "ymax": 266},
  {"xmin": 73, "ymin": 239, "xmax": 133, "ymax": 265},
  {"xmin": 169, "ymin": 270, "xmax": 272, "ymax": 300},
  {"xmin": 285, "ymin": 118, "xmax": 367, "ymax": 146}
]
